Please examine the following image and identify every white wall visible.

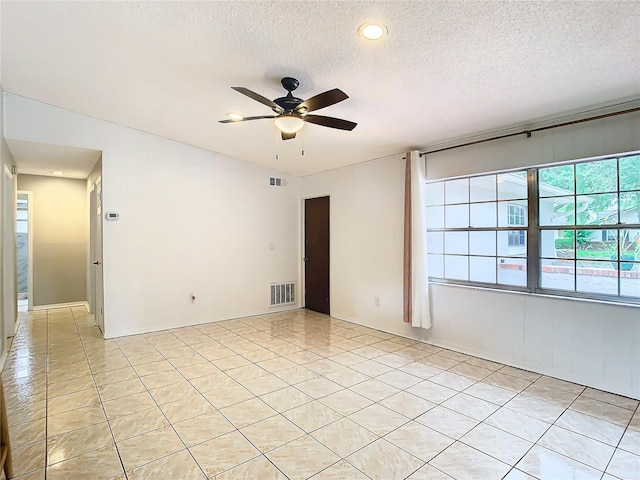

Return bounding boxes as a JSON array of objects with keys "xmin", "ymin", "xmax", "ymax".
[
  {"xmin": 429, "ymin": 284, "xmax": 639, "ymax": 399},
  {"xmin": 425, "ymin": 110, "xmax": 640, "ymax": 180},
  {"xmin": 3, "ymin": 165, "xmax": 17, "ymax": 336},
  {"xmin": 302, "ymin": 109, "xmax": 640, "ymax": 399},
  {"xmin": 17, "ymin": 174, "xmax": 88, "ymax": 306},
  {"xmin": 0, "ymin": 90, "xmax": 8, "ymax": 366},
  {"xmin": 302, "ymin": 154, "xmax": 419, "ymax": 339},
  {"xmin": 0, "ymin": 86, "xmax": 18, "ymax": 369},
  {"xmin": 0, "ymin": 94, "xmax": 18, "ymax": 376},
  {"xmin": 4, "ymin": 93, "xmax": 301, "ymax": 338}
]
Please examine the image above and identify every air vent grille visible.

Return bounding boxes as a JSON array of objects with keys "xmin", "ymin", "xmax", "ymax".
[
  {"xmin": 269, "ymin": 177, "xmax": 287, "ymax": 187},
  {"xmin": 270, "ymin": 282, "xmax": 295, "ymax": 306}
]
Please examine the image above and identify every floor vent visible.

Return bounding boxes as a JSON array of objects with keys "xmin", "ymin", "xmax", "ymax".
[{"xmin": 271, "ymin": 282, "xmax": 295, "ymax": 306}]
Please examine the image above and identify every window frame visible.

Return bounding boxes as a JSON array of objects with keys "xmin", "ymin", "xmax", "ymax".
[
  {"xmin": 426, "ymin": 171, "xmax": 530, "ymax": 290},
  {"xmin": 426, "ymin": 153, "xmax": 640, "ymax": 305}
]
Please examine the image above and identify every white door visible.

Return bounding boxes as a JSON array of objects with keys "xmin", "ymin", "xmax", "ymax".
[{"xmin": 93, "ymin": 179, "xmax": 104, "ymax": 334}]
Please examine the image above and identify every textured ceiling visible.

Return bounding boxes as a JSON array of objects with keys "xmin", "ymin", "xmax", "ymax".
[{"xmin": 1, "ymin": 1, "xmax": 639, "ymax": 176}]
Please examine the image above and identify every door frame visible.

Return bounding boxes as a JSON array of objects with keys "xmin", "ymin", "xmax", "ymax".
[
  {"xmin": 88, "ymin": 184, "xmax": 96, "ymax": 314},
  {"xmin": 92, "ymin": 178, "xmax": 104, "ymax": 334},
  {"xmin": 3, "ymin": 165, "xmax": 17, "ymax": 337},
  {"xmin": 300, "ymin": 193, "xmax": 331, "ymax": 312},
  {"xmin": 17, "ymin": 190, "xmax": 33, "ymax": 311}
]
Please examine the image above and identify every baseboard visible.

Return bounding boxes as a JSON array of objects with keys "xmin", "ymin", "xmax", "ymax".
[
  {"xmin": 32, "ymin": 301, "xmax": 89, "ymax": 311},
  {"xmin": 424, "ymin": 337, "xmax": 640, "ymax": 401},
  {"xmin": 104, "ymin": 305, "xmax": 301, "ymax": 339},
  {"xmin": 330, "ymin": 313, "xmax": 640, "ymax": 401}
]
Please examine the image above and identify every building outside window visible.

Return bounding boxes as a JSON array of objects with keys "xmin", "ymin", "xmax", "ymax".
[{"xmin": 507, "ymin": 204, "xmax": 526, "ymax": 247}]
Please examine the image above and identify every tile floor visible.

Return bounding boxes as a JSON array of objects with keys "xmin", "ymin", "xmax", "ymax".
[{"xmin": 2, "ymin": 306, "xmax": 639, "ymax": 480}]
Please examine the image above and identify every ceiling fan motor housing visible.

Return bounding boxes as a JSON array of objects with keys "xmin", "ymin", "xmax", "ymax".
[{"xmin": 273, "ymin": 95, "xmax": 303, "ymax": 113}]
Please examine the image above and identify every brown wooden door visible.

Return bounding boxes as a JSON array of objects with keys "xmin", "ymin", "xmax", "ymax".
[{"xmin": 304, "ymin": 196, "xmax": 330, "ymax": 314}]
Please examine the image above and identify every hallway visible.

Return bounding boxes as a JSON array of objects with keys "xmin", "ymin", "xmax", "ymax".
[{"xmin": 2, "ymin": 307, "xmax": 639, "ymax": 479}]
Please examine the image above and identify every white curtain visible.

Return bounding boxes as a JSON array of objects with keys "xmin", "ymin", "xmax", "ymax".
[{"xmin": 404, "ymin": 150, "xmax": 431, "ymax": 328}]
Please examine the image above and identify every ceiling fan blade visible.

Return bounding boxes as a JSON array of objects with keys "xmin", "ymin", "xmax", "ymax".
[
  {"xmin": 281, "ymin": 131, "xmax": 296, "ymax": 140},
  {"xmin": 303, "ymin": 114, "xmax": 357, "ymax": 131},
  {"xmin": 231, "ymin": 87, "xmax": 284, "ymax": 113},
  {"xmin": 218, "ymin": 115, "xmax": 276, "ymax": 124},
  {"xmin": 295, "ymin": 89, "xmax": 348, "ymax": 113}
]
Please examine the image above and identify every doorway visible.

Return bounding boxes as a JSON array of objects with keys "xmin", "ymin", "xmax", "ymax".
[
  {"xmin": 16, "ymin": 191, "xmax": 32, "ymax": 312},
  {"xmin": 304, "ymin": 196, "xmax": 330, "ymax": 314},
  {"xmin": 90, "ymin": 179, "xmax": 104, "ymax": 334}
]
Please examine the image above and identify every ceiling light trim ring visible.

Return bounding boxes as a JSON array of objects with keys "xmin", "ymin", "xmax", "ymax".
[{"xmin": 359, "ymin": 22, "xmax": 387, "ymax": 40}]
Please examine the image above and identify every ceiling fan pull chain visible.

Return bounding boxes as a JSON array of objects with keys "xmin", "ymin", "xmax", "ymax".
[{"xmin": 301, "ymin": 129, "xmax": 305, "ymax": 156}]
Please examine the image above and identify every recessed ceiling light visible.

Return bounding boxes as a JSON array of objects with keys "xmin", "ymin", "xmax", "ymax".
[
  {"xmin": 359, "ymin": 22, "xmax": 387, "ymax": 41},
  {"xmin": 50, "ymin": 171, "xmax": 64, "ymax": 176},
  {"xmin": 226, "ymin": 112, "xmax": 244, "ymax": 121}
]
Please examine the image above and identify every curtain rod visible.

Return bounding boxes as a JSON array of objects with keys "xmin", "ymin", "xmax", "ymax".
[{"xmin": 419, "ymin": 107, "xmax": 640, "ymax": 157}]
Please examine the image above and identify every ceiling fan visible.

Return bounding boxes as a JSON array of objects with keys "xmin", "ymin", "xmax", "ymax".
[{"xmin": 219, "ymin": 77, "xmax": 357, "ymax": 140}]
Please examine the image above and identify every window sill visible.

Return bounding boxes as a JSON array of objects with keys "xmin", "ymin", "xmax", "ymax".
[{"xmin": 428, "ymin": 280, "xmax": 640, "ymax": 308}]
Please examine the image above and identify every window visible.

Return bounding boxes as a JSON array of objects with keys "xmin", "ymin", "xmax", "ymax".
[
  {"xmin": 508, "ymin": 204, "xmax": 526, "ymax": 226},
  {"xmin": 426, "ymin": 171, "xmax": 528, "ymax": 287},
  {"xmin": 427, "ymin": 153, "xmax": 640, "ymax": 302},
  {"xmin": 508, "ymin": 230, "xmax": 526, "ymax": 247},
  {"xmin": 602, "ymin": 229, "xmax": 630, "ymax": 242},
  {"xmin": 507, "ymin": 205, "xmax": 526, "ymax": 246}
]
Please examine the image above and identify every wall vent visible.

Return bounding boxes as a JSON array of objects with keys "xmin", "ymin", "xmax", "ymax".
[
  {"xmin": 269, "ymin": 177, "xmax": 287, "ymax": 187},
  {"xmin": 270, "ymin": 282, "xmax": 295, "ymax": 306}
]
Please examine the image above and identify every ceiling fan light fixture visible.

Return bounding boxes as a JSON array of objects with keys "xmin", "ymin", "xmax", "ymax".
[
  {"xmin": 220, "ymin": 78, "xmax": 356, "ymax": 137},
  {"xmin": 274, "ymin": 114, "xmax": 304, "ymax": 134},
  {"xmin": 359, "ymin": 22, "xmax": 387, "ymax": 40},
  {"xmin": 226, "ymin": 112, "xmax": 244, "ymax": 121}
]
